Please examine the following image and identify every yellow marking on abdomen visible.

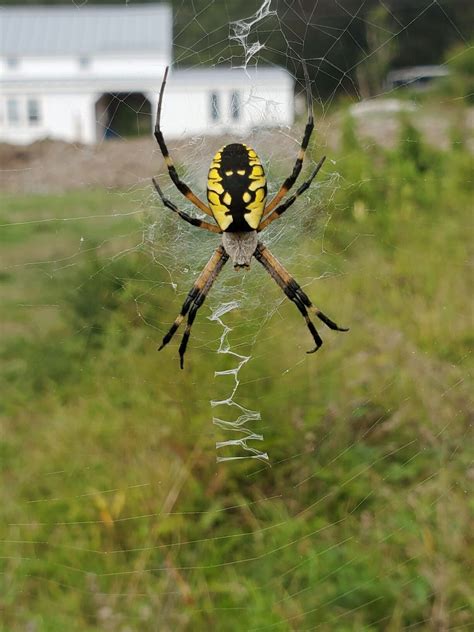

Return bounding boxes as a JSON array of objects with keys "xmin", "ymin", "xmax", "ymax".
[
  {"xmin": 249, "ymin": 178, "xmax": 266, "ymax": 192},
  {"xmin": 246, "ymin": 187, "xmax": 266, "ymax": 210},
  {"xmin": 210, "ymin": 205, "xmax": 233, "ymax": 231},
  {"xmin": 208, "ymin": 181, "xmax": 224, "ymax": 195},
  {"xmin": 208, "ymin": 191, "xmax": 221, "ymax": 207},
  {"xmin": 245, "ymin": 188, "xmax": 266, "ymax": 229},
  {"xmin": 208, "ymin": 168, "xmax": 222, "ymax": 181},
  {"xmin": 250, "ymin": 165, "xmax": 263, "ymax": 177}
]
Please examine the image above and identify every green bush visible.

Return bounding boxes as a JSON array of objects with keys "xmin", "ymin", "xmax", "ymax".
[
  {"xmin": 436, "ymin": 41, "xmax": 474, "ymax": 103},
  {"xmin": 1, "ymin": 106, "xmax": 472, "ymax": 630}
]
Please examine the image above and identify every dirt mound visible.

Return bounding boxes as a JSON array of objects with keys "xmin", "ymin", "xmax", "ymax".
[
  {"xmin": 0, "ymin": 137, "xmax": 158, "ymax": 194},
  {"xmin": 0, "ymin": 132, "xmax": 298, "ymax": 195}
]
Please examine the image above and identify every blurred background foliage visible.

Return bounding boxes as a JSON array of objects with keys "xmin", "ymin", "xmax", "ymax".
[{"xmin": 2, "ymin": 93, "xmax": 473, "ymax": 628}]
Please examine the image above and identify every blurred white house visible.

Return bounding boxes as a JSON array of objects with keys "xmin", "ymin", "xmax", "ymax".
[{"xmin": 0, "ymin": 4, "xmax": 294, "ymax": 145}]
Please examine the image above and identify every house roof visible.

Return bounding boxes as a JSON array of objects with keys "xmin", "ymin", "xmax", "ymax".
[{"xmin": 0, "ymin": 4, "xmax": 172, "ymax": 57}]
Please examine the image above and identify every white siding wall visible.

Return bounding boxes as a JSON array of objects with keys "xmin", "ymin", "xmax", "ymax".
[
  {"xmin": 91, "ymin": 55, "xmax": 166, "ymax": 77},
  {"xmin": 0, "ymin": 59, "xmax": 294, "ymax": 145},
  {"xmin": 0, "ymin": 91, "xmax": 95, "ymax": 144},
  {"xmin": 0, "ymin": 53, "xmax": 168, "ymax": 144},
  {"xmin": 154, "ymin": 80, "xmax": 294, "ymax": 139},
  {"xmin": 1, "ymin": 57, "xmax": 79, "ymax": 78},
  {"xmin": 0, "ymin": 54, "xmax": 168, "ymax": 80}
]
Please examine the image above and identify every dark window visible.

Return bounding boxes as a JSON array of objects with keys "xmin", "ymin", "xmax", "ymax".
[
  {"xmin": 27, "ymin": 99, "xmax": 40, "ymax": 125},
  {"xmin": 210, "ymin": 92, "xmax": 220, "ymax": 121},
  {"xmin": 79, "ymin": 56, "xmax": 90, "ymax": 69},
  {"xmin": 230, "ymin": 91, "xmax": 241, "ymax": 120},
  {"xmin": 7, "ymin": 57, "xmax": 19, "ymax": 69}
]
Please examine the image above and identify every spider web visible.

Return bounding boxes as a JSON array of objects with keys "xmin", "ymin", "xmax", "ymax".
[{"xmin": 1, "ymin": 0, "xmax": 473, "ymax": 629}]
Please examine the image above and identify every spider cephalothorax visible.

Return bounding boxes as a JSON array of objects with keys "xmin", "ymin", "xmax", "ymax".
[{"xmin": 152, "ymin": 65, "xmax": 348, "ymax": 368}]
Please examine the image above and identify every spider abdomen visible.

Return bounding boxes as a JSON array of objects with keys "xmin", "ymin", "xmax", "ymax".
[{"xmin": 207, "ymin": 143, "xmax": 267, "ymax": 232}]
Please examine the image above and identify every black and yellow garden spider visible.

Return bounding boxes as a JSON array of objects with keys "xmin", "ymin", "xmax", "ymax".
[{"xmin": 153, "ymin": 65, "xmax": 348, "ymax": 368}]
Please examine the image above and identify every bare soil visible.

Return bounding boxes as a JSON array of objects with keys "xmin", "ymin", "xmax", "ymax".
[
  {"xmin": 0, "ymin": 137, "xmax": 161, "ymax": 194},
  {"xmin": 1, "ymin": 104, "xmax": 472, "ymax": 195}
]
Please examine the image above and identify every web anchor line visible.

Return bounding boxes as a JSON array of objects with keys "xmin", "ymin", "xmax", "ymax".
[
  {"xmin": 209, "ymin": 301, "xmax": 269, "ymax": 463},
  {"xmin": 229, "ymin": 0, "xmax": 276, "ymax": 69}
]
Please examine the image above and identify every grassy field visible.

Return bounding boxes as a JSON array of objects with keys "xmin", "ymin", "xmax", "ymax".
[{"xmin": 1, "ymin": 113, "xmax": 473, "ymax": 630}]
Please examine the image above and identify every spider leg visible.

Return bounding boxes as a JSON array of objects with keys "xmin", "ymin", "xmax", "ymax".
[
  {"xmin": 261, "ymin": 61, "xmax": 315, "ymax": 219},
  {"xmin": 159, "ymin": 245, "xmax": 229, "ymax": 368},
  {"xmin": 257, "ymin": 157, "xmax": 325, "ymax": 232},
  {"xmin": 254, "ymin": 242, "xmax": 348, "ymax": 353},
  {"xmin": 152, "ymin": 178, "xmax": 221, "ymax": 233},
  {"xmin": 178, "ymin": 251, "xmax": 229, "ymax": 368},
  {"xmin": 154, "ymin": 66, "xmax": 213, "ymax": 217}
]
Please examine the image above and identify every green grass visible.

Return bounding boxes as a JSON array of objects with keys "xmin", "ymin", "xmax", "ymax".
[{"xmin": 1, "ymin": 114, "xmax": 473, "ymax": 630}]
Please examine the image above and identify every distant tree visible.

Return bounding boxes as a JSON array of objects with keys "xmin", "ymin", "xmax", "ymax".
[
  {"xmin": 356, "ymin": 5, "xmax": 397, "ymax": 98},
  {"xmin": 437, "ymin": 40, "xmax": 474, "ymax": 103},
  {"xmin": 387, "ymin": 0, "xmax": 474, "ymax": 68}
]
